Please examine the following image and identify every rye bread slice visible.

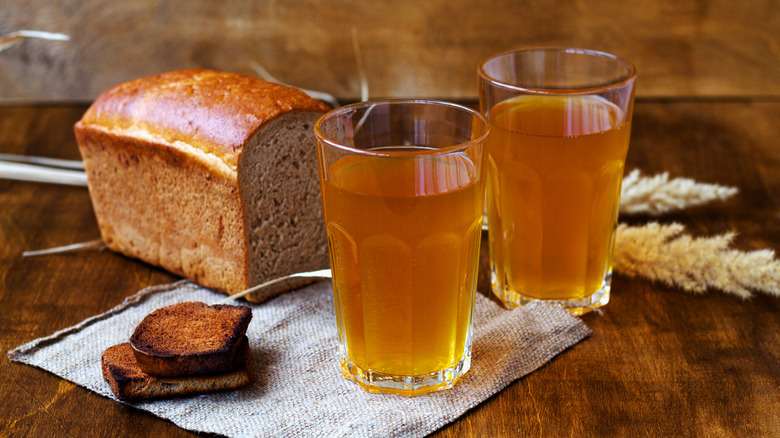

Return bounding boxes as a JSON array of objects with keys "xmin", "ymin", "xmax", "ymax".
[
  {"xmin": 129, "ymin": 301, "xmax": 252, "ymax": 377},
  {"xmin": 102, "ymin": 337, "xmax": 254, "ymax": 401}
]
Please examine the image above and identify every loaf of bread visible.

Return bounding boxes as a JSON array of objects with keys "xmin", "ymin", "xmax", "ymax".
[{"xmin": 74, "ymin": 69, "xmax": 331, "ymax": 300}]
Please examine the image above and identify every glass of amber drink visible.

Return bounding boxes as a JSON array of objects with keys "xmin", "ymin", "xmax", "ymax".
[
  {"xmin": 314, "ymin": 100, "xmax": 489, "ymax": 396},
  {"xmin": 479, "ymin": 48, "xmax": 637, "ymax": 315}
]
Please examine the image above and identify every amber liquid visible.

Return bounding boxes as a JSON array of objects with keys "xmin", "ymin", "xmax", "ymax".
[
  {"xmin": 322, "ymin": 148, "xmax": 483, "ymax": 378},
  {"xmin": 486, "ymin": 95, "xmax": 630, "ymax": 306}
]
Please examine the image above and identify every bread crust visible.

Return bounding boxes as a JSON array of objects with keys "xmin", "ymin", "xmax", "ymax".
[
  {"xmin": 75, "ymin": 125, "xmax": 249, "ymax": 292},
  {"xmin": 76, "ymin": 69, "xmax": 329, "ymax": 170},
  {"xmin": 129, "ymin": 302, "xmax": 252, "ymax": 377}
]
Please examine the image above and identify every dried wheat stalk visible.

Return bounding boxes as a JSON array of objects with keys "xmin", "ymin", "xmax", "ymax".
[
  {"xmin": 23, "ymin": 239, "xmax": 105, "ymax": 257},
  {"xmin": 620, "ymin": 169, "xmax": 738, "ymax": 215},
  {"xmin": 350, "ymin": 26, "xmax": 369, "ymax": 102},
  {"xmin": 249, "ymin": 26, "xmax": 368, "ymax": 106},
  {"xmin": 614, "ymin": 222, "xmax": 780, "ymax": 298},
  {"xmin": 0, "ymin": 30, "xmax": 69, "ymax": 53},
  {"xmin": 249, "ymin": 61, "xmax": 340, "ymax": 108}
]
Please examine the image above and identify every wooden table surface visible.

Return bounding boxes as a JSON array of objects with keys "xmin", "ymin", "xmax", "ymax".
[{"xmin": 1, "ymin": 98, "xmax": 779, "ymax": 437}]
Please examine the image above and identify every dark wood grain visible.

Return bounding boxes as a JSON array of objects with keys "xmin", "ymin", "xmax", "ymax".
[
  {"xmin": 1, "ymin": 100, "xmax": 778, "ymax": 436},
  {"xmin": 1, "ymin": 0, "xmax": 779, "ymax": 102}
]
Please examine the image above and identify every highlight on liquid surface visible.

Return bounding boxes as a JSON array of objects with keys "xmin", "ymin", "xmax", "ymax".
[
  {"xmin": 486, "ymin": 94, "xmax": 631, "ymax": 304},
  {"xmin": 322, "ymin": 147, "xmax": 484, "ymax": 377}
]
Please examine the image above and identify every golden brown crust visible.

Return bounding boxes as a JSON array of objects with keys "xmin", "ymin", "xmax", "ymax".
[
  {"xmin": 75, "ymin": 125, "xmax": 248, "ymax": 293},
  {"xmin": 76, "ymin": 69, "xmax": 329, "ymax": 170},
  {"xmin": 129, "ymin": 302, "xmax": 252, "ymax": 377}
]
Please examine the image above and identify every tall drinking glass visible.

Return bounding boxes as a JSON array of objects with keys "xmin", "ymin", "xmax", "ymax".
[
  {"xmin": 479, "ymin": 48, "xmax": 637, "ymax": 315},
  {"xmin": 314, "ymin": 100, "xmax": 489, "ymax": 396}
]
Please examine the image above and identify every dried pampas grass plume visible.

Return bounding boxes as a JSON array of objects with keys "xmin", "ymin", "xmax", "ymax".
[
  {"xmin": 620, "ymin": 169, "xmax": 738, "ymax": 215},
  {"xmin": 614, "ymin": 222, "xmax": 780, "ymax": 299}
]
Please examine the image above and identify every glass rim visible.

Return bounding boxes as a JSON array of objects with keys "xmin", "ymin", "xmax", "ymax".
[
  {"xmin": 314, "ymin": 98, "xmax": 490, "ymax": 157},
  {"xmin": 478, "ymin": 47, "xmax": 638, "ymax": 95}
]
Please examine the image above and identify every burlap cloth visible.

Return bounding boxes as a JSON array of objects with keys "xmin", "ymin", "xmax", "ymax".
[{"xmin": 8, "ymin": 280, "xmax": 590, "ymax": 437}]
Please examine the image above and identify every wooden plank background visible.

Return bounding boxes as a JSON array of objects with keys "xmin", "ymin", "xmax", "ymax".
[{"xmin": 1, "ymin": 0, "xmax": 779, "ymax": 103}]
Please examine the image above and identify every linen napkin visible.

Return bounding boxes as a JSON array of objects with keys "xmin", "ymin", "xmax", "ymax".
[{"xmin": 8, "ymin": 280, "xmax": 590, "ymax": 437}]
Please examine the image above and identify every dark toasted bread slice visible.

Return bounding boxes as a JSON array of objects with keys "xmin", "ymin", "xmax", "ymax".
[
  {"xmin": 102, "ymin": 337, "xmax": 254, "ymax": 400},
  {"xmin": 129, "ymin": 301, "xmax": 252, "ymax": 377}
]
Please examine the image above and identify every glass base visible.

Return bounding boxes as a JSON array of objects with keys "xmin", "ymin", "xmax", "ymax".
[
  {"xmin": 340, "ymin": 350, "xmax": 471, "ymax": 397},
  {"xmin": 492, "ymin": 271, "xmax": 611, "ymax": 316}
]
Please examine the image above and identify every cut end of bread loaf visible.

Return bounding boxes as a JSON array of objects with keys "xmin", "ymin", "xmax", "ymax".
[
  {"xmin": 129, "ymin": 301, "xmax": 252, "ymax": 377},
  {"xmin": 239, "ymin": 112, "xmax": 330, "ymax": 299},
  {"xmin": 102, "ymin": 339, "xmax": 254, "ymax": 401}
]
